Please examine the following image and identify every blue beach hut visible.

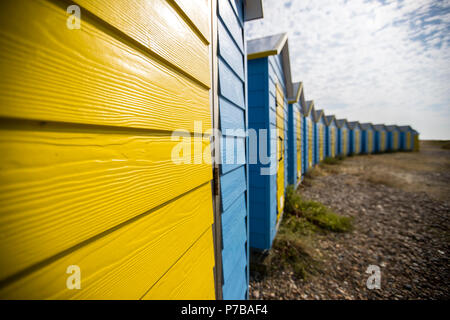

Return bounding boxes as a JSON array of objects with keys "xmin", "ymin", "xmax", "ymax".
[
  {"xmin": 216, "ymin": 0, "xmax": 264, "ymax": 300},
  {"xmin": 360, "ymin": 123, "xmax": 375, "ymax": 154},
  {"xmin": 313, "ymin": 109, "xmax": 326, "ymax": 164},
  {"xmin": 386, "ymin": 125, "xmax": 400, "ymax": 151},
  {"xmin": 247, "ymin": 33, "xmax": 295, "ymax": 250},
  {"xmin": 325, "ymin": 115, "xmax": 338, "ymax": 158},
  {"xmin": 302, "ymin": 100, "xmax": 315, "ymax": 171},
  {"xmin": 373, "ymin": 124, "xmax": 387, "ymax": 153},
  {"xmin": 398, "ymin": 126, "xmax": 413, "ymax": 151},
  {"xmin": 288, "ymin": 82, "xmax": 306, "ymax": 187},
  {"xmin": 348, "ymin": 121, "xmax": 362, "ymax": 155},
  {"xmin": 336, "ymin": 119, "xmax": 350, "ymax": 156}
]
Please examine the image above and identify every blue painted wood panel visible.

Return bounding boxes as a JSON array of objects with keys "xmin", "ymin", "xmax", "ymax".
[
  {"xmin": 217, "ymin": 0, "xmax": 248, "ymax": 300},
  {"xmin": 248, "ymin": 52, "xmax": 289, "ymax": 251}
]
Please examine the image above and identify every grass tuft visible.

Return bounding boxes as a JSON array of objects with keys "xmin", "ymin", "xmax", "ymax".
[
  {"xmin": 285, "ymin": 185, "xmax": 353, "ymax": 233},
  {"xmin": 322, "ymin": 156, "xmax": 341, "ymax": 165}
]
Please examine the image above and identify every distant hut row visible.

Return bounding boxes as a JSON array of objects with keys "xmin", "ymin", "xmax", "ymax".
[{"xmin": 247, "ymin": 33, "xmax": 420, "ymax": 254}]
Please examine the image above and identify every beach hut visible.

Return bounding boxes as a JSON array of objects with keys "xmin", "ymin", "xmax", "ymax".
[
  {"xmin": 302, "ymin": 101, "xmax": 316, "ymax": 171},
  {"xmin": 0, "ymin": 0, "xmax": 264, "ymax": 300},
  {"xmin": 386, "ymin": 125, "xmax": 400, "ymax": 151},
  {"xmin": 373, "ymin": 124, "xmax": 387, "ymax": 153},
  {"xmin": 348, "ymin": 121, "xmax": 362, "ymax": 155},
  {"xmin": 360, "ymin": 123, "xmax": 375, "ymax": 154},
  {"xmin": 312, "ymin": 109, "xmax": 326, "ymax": 165},
  {"xmin": 215, "ymin": 0, "xmax": 264, "ymax": 300},
  {"xmin": 412, "ymin": 129, "xmax": 420, "ymax": 152},
  {"xmin": 288, "ymin": 82, "xmax": 306, "ymax": 187},
  {"xmin": 336, "ymin": 119, "xmax": 350, "ymax": 156},
  {"xmin": 398, "ymin": 126, "xmax": 414, "ymax": 151},
  {"xmin": 325, "ymin": 115, "xmax": 339, "ymax": 158},
  {"xmin": 247, "ymin": 33, "xmax": 295, "ymax": 250}
]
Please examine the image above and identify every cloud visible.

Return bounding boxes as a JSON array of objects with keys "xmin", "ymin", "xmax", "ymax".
[{"xmin": 245, "ymin": 0, "xmax": 450, "ymax": 139}]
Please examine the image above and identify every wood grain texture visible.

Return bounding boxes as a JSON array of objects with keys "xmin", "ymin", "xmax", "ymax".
[
  {"xmin": 142, "ymin": 228, "xmax": 215, "ymax": 300},
  {"xmin": 0, "ymin": 0, "xmax": 210, "ymax": 133},
  {"xmin": 0, "ymin": 184, "xmax": 214, "ymax": 299},
  {"xmin": 0, "ymin": 123, "xmax": 212, "ymax": 280},
  {"xmin": 170, "ymin": 0, "xmax": 211, "ymax": 43},
  {"xmin": 77, "ymin": 0, "xmax": 210, "ymax": 86}
]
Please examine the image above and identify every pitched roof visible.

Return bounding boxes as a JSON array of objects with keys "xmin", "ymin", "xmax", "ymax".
[
  {"xmin": 288, "ymin": 81, "xmax": 303, "ymax": 104},
  {"xmin": 373, "ymin": 124, "xmax": 387, "ymax": 131},
  {"xmin": 247, "ymin": 33, "xmax": 294, "ymax": 99},
  {"xmin": 302, "ymin": 100, "xmax": 314, "ymax": 117},
  {"xmin": 360, "ymin": 123, "xmax": 374, "ymax": 130},
  {"xmin": 398, "ymin": 125, "xmax": 413, "ymax": 132},
  {"xmin": 336, "ymin": 119, "xmax": 348, "ymax": 128},
  {"xmin": 385, "ymin": 125, "xmax": 399, "ymax": 131},
  {"xmin": 325, "ymin": 115, "xmax": 336, "ymax": 125},
  {"xmin": 347, "ymin": 121, "xmax": 361, "ymax": 129},
  {"xmin": 313, "ymin": 109, "xmax": 324, "ymax": 122}
]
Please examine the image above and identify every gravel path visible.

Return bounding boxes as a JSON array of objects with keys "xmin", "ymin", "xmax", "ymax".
[{"xmin": 249, "ymin": 143, "xmax": 450, "ymax": 300}]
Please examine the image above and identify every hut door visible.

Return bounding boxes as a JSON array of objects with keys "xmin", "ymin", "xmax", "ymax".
[
  {"xmin": 319, "ymin": 125, "xmax": 324, "ymax": 160},
  {"xmin": 296, "ymin": 111, "xmax": 302, "ymax": 179},
  {"xmin": 355, "ymin": 130, "xmax": 360, "ymax": 154},
  {"xmin": 308, "ymin": 120, "xmax": 313, "ymax": 167},
  {"xmin": 342, "ymin": 129, "xmax": 347, "ymax": 155},
  {"xmin": 276, "ymin": 84, "xmax": 285, "ymax": 221},
  {"xmin": 331, "ymin": 127, "xmax": 335, "ymax": 157}
]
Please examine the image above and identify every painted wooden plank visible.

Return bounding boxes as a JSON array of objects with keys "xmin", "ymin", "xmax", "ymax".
[
  {"xmin": 0, "ymin": 184, "xmax": 214, "ymax": 299},
  {"xmin": 222, "ymin": 203, "xmax": 247, "ymax": 255},
  {"xmin": 0, "ymin": 0, "xmax": 210, "ymax": 133},
  {"xmin": 218, "ymin": 20, "xmax": 245, "ymax": 81},
  {"xmin": 221, "ymin": 137, "xmax": 246, "ymax": 174},
  {"xmin": 218, "ymin": 58, "xmax": 245, "ymax": 108},
  {"xmin": 0, "ymin": 123, "xmax": 212, "ymax": 280},
  {"xmin": 221, "ymin": 193, "xmax": 247, "ymax": 237},
  {"xmin": 219, "ymin": 98, "xmax": 245, "ymax": 133},
  {"xmin": 230, "ymin": 0, "xmax": 244, "ymax": 25},
  {"xmin": 142, "ymin": 228, "xmax": 215, "ymax": 300},
  {"xmin": 220, "ymin": 166, "xmax": 247, "ymax": 212},
  {"xmin": 223, "ymin": 253, "xmax": 247, "ymax": 300},
  {"xmin": 218, "ymin": 0, "xmax": 244, "ymax": 52},
  {"xmin": 170, "ymin": 0, "xmax": 211, "ymax": 43},
  {"xmin": 222, "ymin": 230, "xmax": 246, "ymax": 282},
  {"xmin": 76, "ymin": 0, "xmax": 210, "ymax": 86}
]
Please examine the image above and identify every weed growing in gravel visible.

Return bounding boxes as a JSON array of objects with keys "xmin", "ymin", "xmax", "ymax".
[
  {"xmin": 285, "ymin": 185, "xmax": 353, "ymax": 233},
  {"xmin": 322, "ymin": 157, "xmax": 341, "ymax": 165}
]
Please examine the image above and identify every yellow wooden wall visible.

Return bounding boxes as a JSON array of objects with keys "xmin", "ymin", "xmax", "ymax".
[
  {"xmin": 0, "ymin": 0, "xmax": 215, "ymax": 299},
  {"xmin": 296, "ymin": 112, "xmax": 302, "ymax": 179},
  {"xmin": 276, "ymin": 84, "xmax": 285, "ymax": 221},
  {"xmin": 319, "ymin": 125, "xmax": 324, "ymax": 161},
  {"xmin": 368, "ymin": 131, "xmax": 373, "ymax": 153},
  {"xmin": 308, "ymin": 120, "xmax": 313, "ymax": 167},
  {"xmin": 331, "ymin": 127, "xmax": 336, "ymax": 157}
]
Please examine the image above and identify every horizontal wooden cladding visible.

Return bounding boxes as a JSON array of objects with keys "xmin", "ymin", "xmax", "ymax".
[
  {"xmin": 76, "ymin": 0, "xmax": 210, "ymax": 86},
  {"xmin": 170, "ymin": 0, "xmax": 211, "ymax": 44},
  {"xmin": 0, "ymin": 123, "xmax": 212, "ymax": 280},
  {"xmin": 142, "ymin": 228, "xmax": 215, "ymax": 300},
  {"xmin": 218, "ymin": 0, "xmax": 243, "ymax": 53},
  {"xmin": 0, "ymin": 184, "xmax": 214, "ymax": 299},
  {"xmin": 0, "ymin": 0, "xmax": 210, "ymax": 133}
]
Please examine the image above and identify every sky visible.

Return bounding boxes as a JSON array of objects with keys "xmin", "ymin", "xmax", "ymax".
[{"xmin": 245, "ymin": 0, "xmax": 450, "ymax": 139}]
